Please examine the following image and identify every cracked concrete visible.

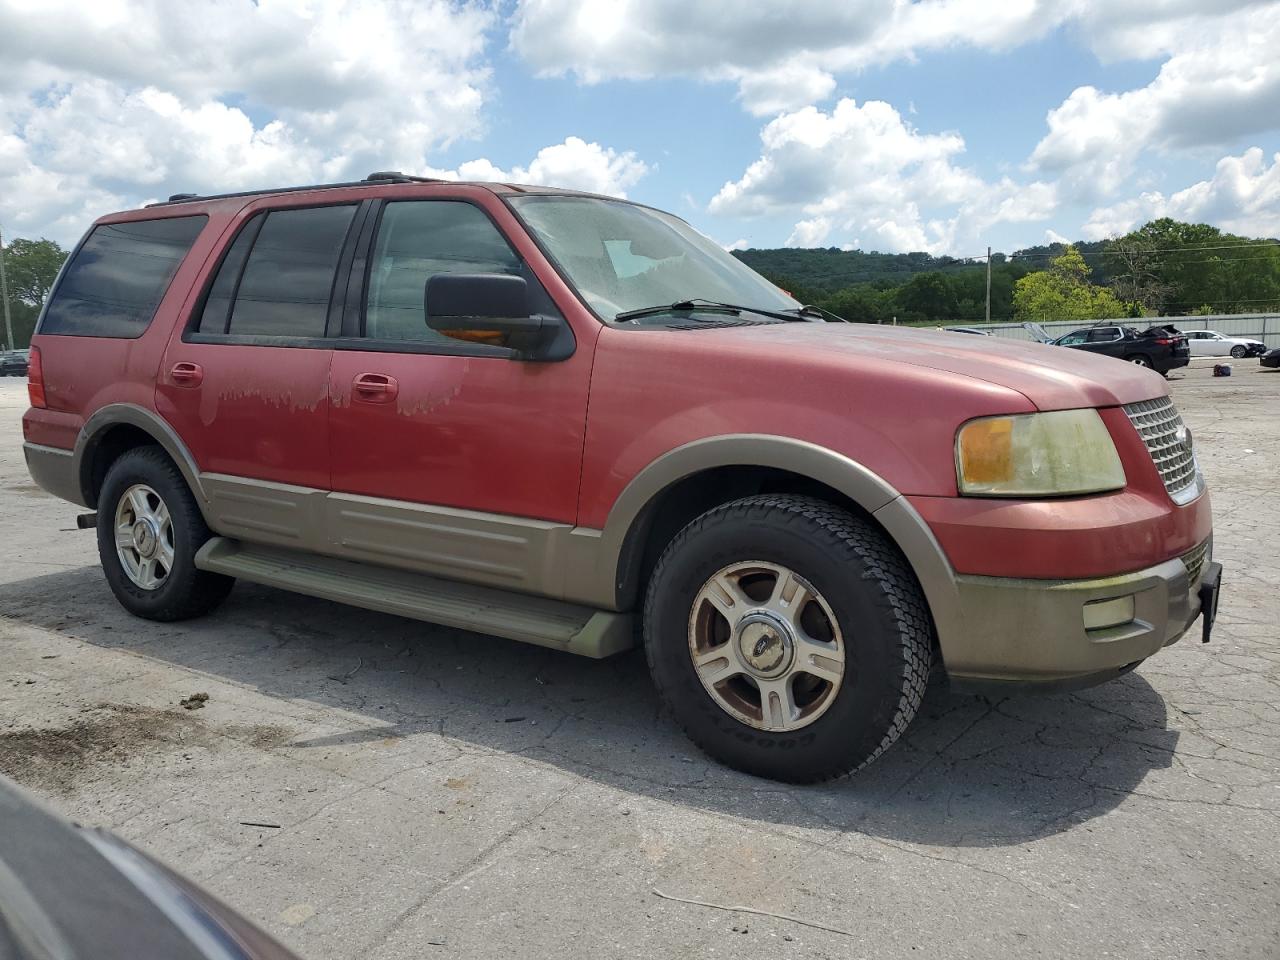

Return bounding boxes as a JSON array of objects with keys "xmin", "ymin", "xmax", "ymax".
[{"xmin": 1, "ymin": 362, "xmax": 1277, "ymax": 959}]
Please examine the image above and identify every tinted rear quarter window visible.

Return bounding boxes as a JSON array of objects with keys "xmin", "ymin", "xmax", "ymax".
[
  {"xmin": 41, "ymin": 216, "xmax": 207, "ymax": 338},
  {"xmin": 218, "ymin": 205, "xmax": 357, "ymax": 338}
]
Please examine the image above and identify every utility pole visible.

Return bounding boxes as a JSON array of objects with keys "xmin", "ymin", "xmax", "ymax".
[
  {"xmin": 0, "ymin": 223, "xmax": 13, "ymax": 352},
  {"xmin": 984, "ymin": 246, "xmax": 992, "ymax": 325}
]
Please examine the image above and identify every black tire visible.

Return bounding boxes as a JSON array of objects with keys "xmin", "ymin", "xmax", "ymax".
[
  {"xmin": 1124, "ymin": 354, "xmax": 1152, "ymax": 367},
  {"xmin": 96, "ymin": 446, "xmax": 234, "ymax": 621},
  {"xmin": 643, "ymin": 494, "xmax": 932, "ymax": 783},
  {"xmin": 1230, "ymin": 345, "xmax": 1247, "ymax": 359}
]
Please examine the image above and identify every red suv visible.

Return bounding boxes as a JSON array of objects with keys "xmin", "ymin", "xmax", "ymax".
[{"xmin": 22, "ymin": 174, "xmax": 1221, "ymax": 782}]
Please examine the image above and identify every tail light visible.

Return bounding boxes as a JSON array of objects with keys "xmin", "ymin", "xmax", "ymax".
[
  {"xmin": 27, "ymin": 345, "xmax": 46, "ymax": 408},
  {"xmin": 1152, "ymin": 338, "xmax": 1174, "ymax": 345}
]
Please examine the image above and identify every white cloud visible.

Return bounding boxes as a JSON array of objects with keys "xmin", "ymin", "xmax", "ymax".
[
  {"xmin": 425, "ymin": 136, "xmax": 649, "ymax": 197},
  {"xmin": 786, "ymin": 218, "xmax": 833, "ymax": 248},
  {"xmin": 0, "ymin": 0, "xmax": 494, "ymax": 242},
  {"xmin": 510, "ymin": 1, "xmax": 1276, "ymax": 119},
  {"xmin": 1082, "ymin": 148, "xmax": 1280, "ymax": 240},
  {"xmin": 509, "ymin": 1, "xmax": 888, "ymax": 115},
  {"xmin": 1030, "ymin": 4, "xmax": 1280, "ymax": 199},
  {"xmin": 710, "ymin": 99, "xmax": 1056, "ymax": 254}
]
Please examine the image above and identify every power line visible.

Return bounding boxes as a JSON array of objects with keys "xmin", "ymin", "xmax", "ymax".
[
  {"xmin": 957, "ymin": 238, "xmax": 1280, "ymax": 261},
  {"xmin": 1007, "ymin": 240, "xmax": 1280, "ymax": 261}
]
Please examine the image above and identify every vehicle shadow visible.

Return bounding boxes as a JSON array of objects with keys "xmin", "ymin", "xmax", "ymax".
[{"xmin": 0, "ymin": 566, "xmax": 1179, "ymax": 849}]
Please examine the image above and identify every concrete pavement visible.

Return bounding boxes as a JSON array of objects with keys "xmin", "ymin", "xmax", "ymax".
[{"xmin": 1, "ymin": 363, "xmax": 1277, "ymax": 959}]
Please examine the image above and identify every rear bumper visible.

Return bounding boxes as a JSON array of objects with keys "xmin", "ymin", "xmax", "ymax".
[
  {"xmin": 23, "ymin": 442, "xmax": 86, "ymax": 507},
  {"xmin": 940, "ymin": 547, "xmax": 1209, "ymax": 685}
]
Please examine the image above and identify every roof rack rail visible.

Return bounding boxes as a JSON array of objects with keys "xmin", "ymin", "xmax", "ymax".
[
  {"xmin": 146, "ymin": 171, "xmax": 446, "ymax": 207},
  {"xmin": 364, "ymin": 171, "xmax": 443, "ymax": 183}
]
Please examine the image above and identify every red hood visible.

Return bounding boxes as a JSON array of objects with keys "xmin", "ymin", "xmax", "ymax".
[{"xmin": 689, "ymin": 322, "xmax": 1168, "ymax": 411}]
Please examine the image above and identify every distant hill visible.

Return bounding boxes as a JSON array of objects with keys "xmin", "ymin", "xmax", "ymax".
[
  {"xmin": 731, "ymin": 240, "xmax": 1114, "ymax": 292},
  {"xmin": 730, "ymin": 248, "xmax": 986, "ymax": 292}
]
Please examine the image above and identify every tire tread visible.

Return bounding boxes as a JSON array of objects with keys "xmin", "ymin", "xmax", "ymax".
[{"xmin": 643, "ymin": 493, "xmax": 933, "ymax": 782}]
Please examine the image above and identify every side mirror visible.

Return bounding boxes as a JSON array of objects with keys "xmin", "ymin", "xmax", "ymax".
[{"xmin": 425, "ymin": 273, "xmax": 561, "ymax": 360}]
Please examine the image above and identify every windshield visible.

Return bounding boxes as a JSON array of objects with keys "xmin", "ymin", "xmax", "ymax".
[{"xmin": 508, "ymin": 195, "xmax": 800, "ymax": 322}]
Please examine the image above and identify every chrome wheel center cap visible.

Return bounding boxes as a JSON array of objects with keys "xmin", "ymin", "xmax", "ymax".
[
  {"xmin": 132, "ymin": 518, "xmax": 159, "ymax": 558},
  {"xmin": 736, "ymin": 612, "xmax": 794, "ymax": 678}
]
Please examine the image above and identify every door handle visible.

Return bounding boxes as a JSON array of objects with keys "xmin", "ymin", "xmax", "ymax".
[
  {"xmin": 353, "ymin": 373, "xmax": 398, "ymax": 403},
  {"xmin": 169, "ymin": 361, "xmax": 203, "ymax": 387}
]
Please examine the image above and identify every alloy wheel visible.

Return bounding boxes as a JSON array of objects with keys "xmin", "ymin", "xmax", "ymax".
[
  {"xmin": 688, "ymin": 561, "xmax": 845, "ymax": 732},
  {"xmin": 114, "ymin": 483, "xmax": 175, "ymax": 590}
]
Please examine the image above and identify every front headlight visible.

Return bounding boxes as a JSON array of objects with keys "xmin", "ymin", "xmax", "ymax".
[{"xmin": 955, "ymin": 409, "xmax": 1125, "ymax": 497}]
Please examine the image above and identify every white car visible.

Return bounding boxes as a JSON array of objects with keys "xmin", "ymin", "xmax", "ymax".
[{"xmin": 1185, "ymin": 330, "xmax": 1266, "ymax": 358}]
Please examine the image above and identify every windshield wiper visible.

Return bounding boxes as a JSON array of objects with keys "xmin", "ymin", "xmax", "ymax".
[
  {"xmin": 788, "ymin": 304, "xmax": 847, "ymax": 323},
  {"xmin": 615, "ymin": 300, "xmax": 741, "ymax": 323},
  {"xmin": 615, "ymin": 298, "xmax": 811, "ymax": 324}
]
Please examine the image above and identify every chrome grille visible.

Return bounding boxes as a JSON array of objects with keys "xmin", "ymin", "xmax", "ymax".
[
  {"xmin": 1182, "ymin": 540, "xmax": 1209, "ymax": 590},
  {"xmin": 1123, "ymin": 397, "xmax": 1199, "ymax": 500}
]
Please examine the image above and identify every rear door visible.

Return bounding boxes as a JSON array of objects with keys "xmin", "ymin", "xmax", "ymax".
[
  {"xmin": 158, "ymin": 200, "xmax": 366, "ymax": 548},
  {"xmin": 1082, "ymin": 326, "xmax": 1124, "ymax": 358},
  {"xmin": 325, "ymin": 193, "xmax": 595, "ymax": 594}
]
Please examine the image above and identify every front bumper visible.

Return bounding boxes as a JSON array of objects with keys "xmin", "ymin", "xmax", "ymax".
[{"xmin": 940, "ymin": 546, "xmax": 1212, "ymax": 687}]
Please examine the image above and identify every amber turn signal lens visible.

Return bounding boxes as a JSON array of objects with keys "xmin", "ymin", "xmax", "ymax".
[{"xmin": 956, "ymin": 416, "xmax": 1014, "ymax": 486}]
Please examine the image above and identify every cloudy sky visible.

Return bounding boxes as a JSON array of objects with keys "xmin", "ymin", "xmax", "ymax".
[{"xmin": 2, "ymin": 0, "xmax": 1278, "ymax": 256}]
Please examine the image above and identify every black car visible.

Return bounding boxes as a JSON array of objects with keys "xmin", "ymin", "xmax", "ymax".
[
  {"xmin": 1261, "ymin": 347, "xmax": 1280, "ymax": 369},
  {"xmin": 0, "ymin": 350, "xmax": 28, "ymax": 377},
  {"xmin": 0, "ymin": 774, "xmax": 302, "ymax": 960},
  {"xmin": 1048, "ymin": 323, "xmax": 1190, "ymax": 375}
]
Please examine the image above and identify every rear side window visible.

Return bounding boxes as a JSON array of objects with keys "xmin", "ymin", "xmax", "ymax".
[
  {"xmin": 197, "ymin": 204, "xmax": 357, "ymax": 338},
  {"xmin": 41, "ymin": 216, "xmax": 207, "ymax": 338}
]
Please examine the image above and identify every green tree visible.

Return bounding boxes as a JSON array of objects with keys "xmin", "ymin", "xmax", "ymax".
[
  {"xmin": 1106, "ymin": 218, "xmax": 1280, "ymax": 315},
  {"xmin": 3, "ymin": 236, "xmax": 68, "ymax": 348},
  {"xmin": 1013, "ymin": 246, "xmax": 1126, "ymax": 322},
  {"xmin": 895, "ymin": 272, "xmax": 958, "ymax": 322},
  {"xmin": 824, "ymin": 284, "xmax": 891, "ymax": 323},
  {"xmin": 5, "ymin": 238, "xmax": 66, "ymax": 307}
]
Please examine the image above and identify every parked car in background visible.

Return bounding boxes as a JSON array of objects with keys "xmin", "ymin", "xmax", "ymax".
[
  {"xmin": 0, "ymin": 348, "xmax": 29, "ymax": 376},
  {"xmin": 1185, "ymin": 330, "xmax": 1267, "ymax": 358},
  {"xmin": 1260, "ymin": 347, "xmax": 1280, "ymax": 369},
  {"xmin": 22, "ymin": 174, "xmax": 1220, "ymax": 782},
  {"xmin": 1051, "ymin": 323, "xmax": 1190, "ymax": 375},
  {"xmin": 0, "ymin": 775, "xmax": 302, "ymax": 960}
]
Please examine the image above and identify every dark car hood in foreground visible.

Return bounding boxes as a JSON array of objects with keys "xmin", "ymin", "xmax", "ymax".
[{"xmin": 0, "ymin": 777, "xmax": 299, "ymax": 960}]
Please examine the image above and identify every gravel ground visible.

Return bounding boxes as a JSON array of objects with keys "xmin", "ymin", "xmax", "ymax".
[{"xmin": 1, "ymin": 360, "xmax": 1277, "ymax": 960}]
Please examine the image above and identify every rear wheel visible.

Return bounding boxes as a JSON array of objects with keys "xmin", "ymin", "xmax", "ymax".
[
  {"xmin": 1125, "ymin": 354, "xmax": 1152, "ymax": 367},
  {"xmin": 1230, "ymin": 345, "xmax": 1247, "ymax": 359},
  {"xmin": 643, "ymin": 494, "xmax": 932, "ymax": 783},
  {"xmin": 97, "ymin": 447, "xmax": 233, "ymax": 621}
]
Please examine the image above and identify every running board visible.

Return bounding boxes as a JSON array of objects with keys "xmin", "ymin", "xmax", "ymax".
[{"xmin": 194, "ymin": 538, "xmax": 634, "ymax": 658}]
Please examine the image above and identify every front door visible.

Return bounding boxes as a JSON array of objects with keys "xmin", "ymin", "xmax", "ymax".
[
  {"xmin": 326, "ymin": 196, "xmax": 594, "ymax": 593},
  {"xmin": 159, "ymin": 201, "xmax": 363, "ymax": 546}
]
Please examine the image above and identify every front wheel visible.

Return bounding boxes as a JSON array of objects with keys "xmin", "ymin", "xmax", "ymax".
[
  {"xmin": 97, "ymin": 447, "xmax": 234, "ymax": 621},
  {"xmin": 643, "ymin": 495, "xmax": 932, "ymax": 783},
  {"xmin": 1230, "ymin": 345, "xmax": 1247, "ymax": 359}
]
